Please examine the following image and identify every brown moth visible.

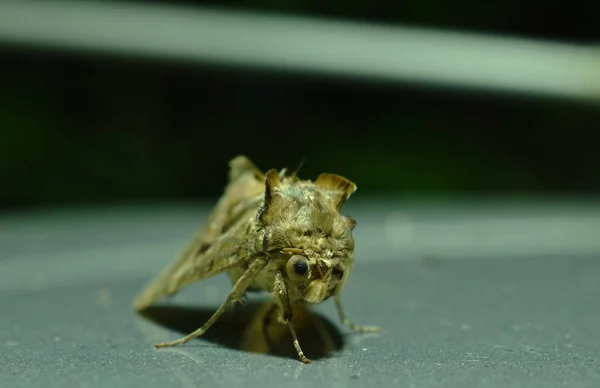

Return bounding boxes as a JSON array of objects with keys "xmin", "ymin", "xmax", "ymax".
[{"xmin": 133, "ymin": 155, "xmax": 379, "ymax": 363}]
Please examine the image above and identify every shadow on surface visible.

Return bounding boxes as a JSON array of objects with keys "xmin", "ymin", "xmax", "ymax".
[{"xmin": 139, "ymin": 301, "xmax": 344, "ymax": 361}]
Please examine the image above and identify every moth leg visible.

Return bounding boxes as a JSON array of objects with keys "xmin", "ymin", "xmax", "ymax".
[
  {"xmin": 273, "ymin": 271, "xmax": 311, "ymax": 364},
  {"xmin": 334, "ymin": 294, "xmax": 380, "ymax": 333},
  {"xmin": 230, "ymin": 293, "xmax": 247, "ymax": 319},
  {"xmin": 154, "ymin": 256, "xmax": 267, "ymax": 349}
]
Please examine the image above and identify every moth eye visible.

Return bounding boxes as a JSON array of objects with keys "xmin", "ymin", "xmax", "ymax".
[
  {"xmin": 293, "ymin": 261, "xmax": 308, "ymax": 275},
  {"xmin": 286, "ymin": 254, "xmax": 309, "ymax": 282},
  {"xmin": 332, "ymin": 267, "xmax": 344, "ymax": 279}
]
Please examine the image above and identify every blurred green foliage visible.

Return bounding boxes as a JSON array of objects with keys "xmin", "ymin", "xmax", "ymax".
[{"xmin": 0, "ymin": 0, "xmax": 599, "ymax": 210}]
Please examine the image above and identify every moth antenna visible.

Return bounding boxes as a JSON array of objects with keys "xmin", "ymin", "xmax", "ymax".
[
  {"xmin": 315, "ymin": 173, "xmax": 357, "ymax": 210},
  {"xmin": 281, "ymin": 156, "xmax": 306, "ymax": 180},
  {"xmin": 229, "ymin": 155, "xmax": 264, "ymax": 182}
]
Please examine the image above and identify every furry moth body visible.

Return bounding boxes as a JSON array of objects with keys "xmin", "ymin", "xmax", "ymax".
[{"xmin": 133, "ymin": 155, "xmax": 379, "ymax": 363}]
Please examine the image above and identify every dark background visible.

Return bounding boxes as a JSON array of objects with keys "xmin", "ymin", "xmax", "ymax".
[{"xmin": 1, "ymin": 0, "xmax": 599, "ymax": 211}]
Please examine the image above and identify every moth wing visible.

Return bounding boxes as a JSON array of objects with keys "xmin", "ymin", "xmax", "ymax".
[
  {"xmin": 192, "ymin": 155, "xmax": 264, "ymax": 245},
  {"xmin": 133, "ymin": 215, "xmax": 256, "ymax": 311},
  {"xmin": 229, "ymin": 155, "xmax": 264, "ymax": 182},
  {"xmin": 133, "ymin": 155, "xmax": 265, "ymax": 311}
]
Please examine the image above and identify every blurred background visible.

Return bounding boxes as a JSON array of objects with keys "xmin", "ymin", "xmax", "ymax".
[
  {"xmin": 2, "ymin": 3, "xmax": 600, "ymax": 385},
  {"xmin": 1, "ymin": 0, "xmax": 599, "ymax": 213}
]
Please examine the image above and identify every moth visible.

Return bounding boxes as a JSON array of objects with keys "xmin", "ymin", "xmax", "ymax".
[{"xmin": 133, "ymin": 155, "xmax": 379, "ymax": 363}]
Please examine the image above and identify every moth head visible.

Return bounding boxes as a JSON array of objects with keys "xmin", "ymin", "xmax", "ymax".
[
  {"xmin": 259, "ymin": 168, "xmax": 357, "ymax": 303},
  {"xmin": 282, "ymin": 249, "xmax": 350, "ymax": 304}
]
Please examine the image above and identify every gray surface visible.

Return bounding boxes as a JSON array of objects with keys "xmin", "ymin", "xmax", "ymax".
[{"xmin": 1, "ymin": 201, "xmax": 599, "ymax": 387}]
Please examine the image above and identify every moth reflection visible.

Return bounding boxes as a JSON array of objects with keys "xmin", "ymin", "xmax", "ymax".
[{"xmin": 140, "ymin": 301, "xmax": 343, "ymax": 361}]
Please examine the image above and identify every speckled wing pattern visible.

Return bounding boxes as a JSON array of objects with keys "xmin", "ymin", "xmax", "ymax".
[{"xmin": 133, "ymin": 156, "xmax": 266, "ymax": 311}]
